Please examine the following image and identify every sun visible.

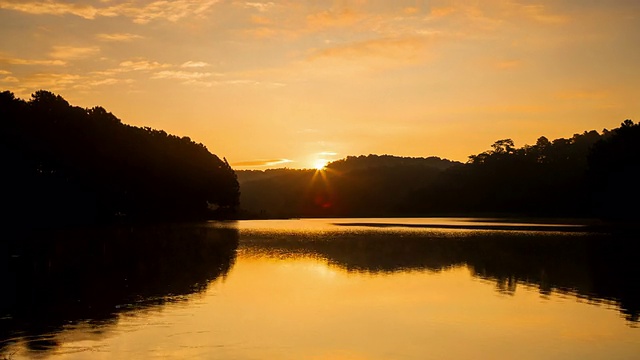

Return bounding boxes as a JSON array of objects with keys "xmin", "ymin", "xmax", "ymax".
[{"xmin": 313, "ymin": 158, "xmax": 329, "ymax": 170}]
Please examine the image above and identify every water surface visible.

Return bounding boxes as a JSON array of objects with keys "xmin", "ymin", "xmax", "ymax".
[{"xmin": 1, "ymin": 218, "xmax": 638, "ymax": 359}]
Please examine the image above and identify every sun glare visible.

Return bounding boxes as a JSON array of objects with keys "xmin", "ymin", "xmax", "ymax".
[{"xmin": 313, "ymin": 159, "xmax": 329, "ymax": 170}]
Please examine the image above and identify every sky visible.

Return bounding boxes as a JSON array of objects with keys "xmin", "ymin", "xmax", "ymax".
[{"xmin": 1, "ymin": 0, "xmax": 639, "ymax": 169}]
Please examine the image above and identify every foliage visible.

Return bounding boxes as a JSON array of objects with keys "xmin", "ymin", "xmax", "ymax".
[
  {"xmin": 0, "ymin": 90, "xmax": 239, "ymax": 225},
  {"xmin": 237, "ymin": 155, "xmax": 459, "ymax": 218},
  {"xmin": 237, "ymin": 122, "xmax": 638, "ymax": 221},
  {"xmin": 587, "ymin": 120, "xmax": 640, "ymax": 220}
]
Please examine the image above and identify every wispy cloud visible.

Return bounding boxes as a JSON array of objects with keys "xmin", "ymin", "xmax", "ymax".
[
  {"xmin": 49, "ymin": 46, "xmax": 100, "ymax": 60},
  {"xmin": 180, "ymin": 78, "xmax": 284, "ymax": 88},
  {"xmin": 243, "ymin": 2, "xmax": 275, "ymax": 13},
  {"xmin": 152, "ymin": 70, "xmax": 220, "ymax": 80},
  {"xmin": 115, "ymin": 0, "xmax": 221, "ymax": 24},
  {"xmin": 0, "ymin": 75, "xmax": 19, "ymax": 83},
  {"xmin": 20, "ymin": 72, "xmax": 82, "ymax": 89},
  {"xmin": 231, "ymin": 158, "xmax": 292, "ymax": 167},
  {"xmin": 0, "ymin": 56, "xmax": 66, "ymax": 66},
  {"xmin": 0, "ymin": 0, "xmax": 98, "ymax": 19},
  {"xmin": 119, "ymin": 60, "xmax": 171, "ymax": 71},
  {"xmin": 96, "ymin": 33, "xmax": 143, "ymax": 42},
  {"xmin": 181, "ymin": 61, "xmax": 210, "ymax": 68},
  {"xmin": 0, "ymin": 0, "xmax": 220, "ymax": 24},
  {"xmin": 9, "ymin": 70, "xmax": 136, "ymax": 97}
]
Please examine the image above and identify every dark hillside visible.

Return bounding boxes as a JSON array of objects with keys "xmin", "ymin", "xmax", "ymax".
[
  {"xmin": 237, "ymin": 155, "xmax": 459, "ymax": 218},
  {"xmin": 1, "ymin": 90, "xmax": 239, "ymax": 226},
  {"xmin": 238, "ymin": 121, "xmax": 639, "ymax": 222}
]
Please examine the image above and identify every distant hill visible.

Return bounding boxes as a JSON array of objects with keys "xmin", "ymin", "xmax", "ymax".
[
  {"xmin": 1, "ymin": 90, "xmax": 239, "ymax": 226},
  {"xmin": 237, "ymin": 155, "xmax": 460, "ymax": 218},
  {"xmin": 326, "ymin": 154, "xmax": 458, "ymax": 172},
  {"xmin": 238, "ymin": 121, "xmax": 639, "ymax": 222}
]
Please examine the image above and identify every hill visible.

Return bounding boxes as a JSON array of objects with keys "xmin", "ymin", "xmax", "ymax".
[
  {"xmin": 1, "ymin": 90, "xmax": 239, "ymax": 226},
  {"xmin": 237, "ymin": 155, "xmax": 460, "ymax": 218},
  {"xmin": 238, "ymin": 122, "xmax": 639, "ymax": 221}
]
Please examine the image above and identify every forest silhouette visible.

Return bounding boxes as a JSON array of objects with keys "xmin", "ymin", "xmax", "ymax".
[
  {"xmin": 239, "ymin": 121, "xmax": 639, "ymax": 222},
  {"xmin": 1, "ymin": 89, "xmax": 638, "ymax": 223},
  {"xmin": 1, "ymin": 90, "xmax": 239, "ymax": 226}
]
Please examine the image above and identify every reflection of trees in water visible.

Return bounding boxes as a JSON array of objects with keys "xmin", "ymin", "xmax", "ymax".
[
  {"xmin": 0, "ymin": 224, "xmax": 239, "ymax": 356},
  {"xmin": 241, "ymin": 229, "xmax": 639, "ymax": 323}
]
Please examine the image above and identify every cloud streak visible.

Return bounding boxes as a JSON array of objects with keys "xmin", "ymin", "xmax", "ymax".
[
  {"xmin": 0, "ymin": 0, "xmax": 98, "ymax": 19},
  {"xmin": 96, "ymin": 33, "xmax": 143, "ymax": 42},
  {"xmin": 49, "ymin": 46, "xmax": 100, "ymax": 60},
  {"xmin": 0, "ymin": 56, "xmax": 66, "ymax": 66},
  {"xmin": 119, "ymin": 60, "xmax": 171, "ymax": 71},
  {"xmin": 231, "ymin": 158, "xmax": 293, "ymax": 167},
  {"xmin": 181, "ymin": 61, "xmax": 210, "ymax": 68},
  {"xmin": 0, "ymin": 0, "xmax": 220, "ymax": 23},
  {"xmin": 152, "ymin": 70, "xmax": 221, "ymax": 80}
]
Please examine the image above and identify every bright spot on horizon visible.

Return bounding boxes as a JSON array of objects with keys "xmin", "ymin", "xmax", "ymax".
[{"xmin": 313, "ymin": 159, "xmax": 329, "ymax": 170}]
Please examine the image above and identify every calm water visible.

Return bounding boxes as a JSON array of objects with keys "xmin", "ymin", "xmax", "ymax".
[{"xmin": 1, "ymin": 218, "xmax": 638, "ymax": 359}]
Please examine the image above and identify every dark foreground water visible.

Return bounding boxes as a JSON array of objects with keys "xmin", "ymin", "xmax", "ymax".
[{"xmin": 0, "ymin": 218, "xmax": 638, "ymax": 359}]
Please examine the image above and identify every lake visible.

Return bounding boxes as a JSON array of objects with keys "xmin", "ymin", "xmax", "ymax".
[{"xmin": 1, "ymin": 218, "xmax": 638, "ymax": 359}]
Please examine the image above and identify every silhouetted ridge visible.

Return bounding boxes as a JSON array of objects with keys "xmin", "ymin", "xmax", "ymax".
[
  {"xmin": 1, "ymin": 90, "xmax": 239, "ymax": 225},
  {"xmin": 237, "ymin": 154, "xmax": 460, "ymax": 218},
  {"xmin": 237, "ymin": 121, "xmax": 639, "ymax": 221},
  {"xmin": 326, "ymin": 154, "xmax": 457, "ymax": 172}
]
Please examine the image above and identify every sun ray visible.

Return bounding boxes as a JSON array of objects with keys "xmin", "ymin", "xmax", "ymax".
[{"xmin": 313, "ymin": 158, "xmax": 329, "ymax": 170}]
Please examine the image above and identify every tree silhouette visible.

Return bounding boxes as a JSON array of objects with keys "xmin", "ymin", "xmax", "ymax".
[
  {"xmin": 1, "ymin": 90, "xmax": 239, "ymax": 226},
  {"xmin": 588, "ymin": 120, "xmax": 640, "ymax": 221},
  {"xmin": 237, "ymin": 122, "xmax": 635, "ymax": 220}
]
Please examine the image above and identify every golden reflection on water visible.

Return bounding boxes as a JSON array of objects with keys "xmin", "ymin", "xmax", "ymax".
[
  {"xmin": 44, "ymin": 252, "xmax": 638, "ymax": 360},
  {"xmin": 3, "ymin": 219, "xmax": 639, "ymax": 359}
]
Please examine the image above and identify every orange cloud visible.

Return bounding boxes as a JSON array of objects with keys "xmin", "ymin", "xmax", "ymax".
[
  {"xmin": 181, "ymin": 61, "xmax": 210, "ymax": 68},
  {"xmin": 118, "ymin": 60, "xmax": 171, "ymax": 72},
  {"xmin": 96, "ymin": 33, "xmax": 143, "ymax": 42},
  {"xmin": 243, "ymin": 2, "xmax": 275, "ymax": 13},
  {"xmin": 0, "ymin": 75, "xmax": 19, "ymax": 83},
  {"xmin": 232, "ymin": 159, "xmax": 293, "ymax": 167},
  {"xmin": 0, "ymin": 0, "xmax": 220, "ymax": 24},
  {"xmin": 0, "ymin": 56, "xmax": 66, "ymax": 66},
  {"xmin": 152, "ymin": 70, "xmax": 220, "ymax": 80},
  {"xmin": 49, "ymin": 46, "xmax": 100, "ymax": 60},
  {"xmin": 0, "ymin": 0, "xmax": 98, "ymax": 19}
]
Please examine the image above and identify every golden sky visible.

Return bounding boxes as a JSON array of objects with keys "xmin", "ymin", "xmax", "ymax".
[{"xmin": 1, "ymin": 0, "xmax": 639, "ymax": 169}]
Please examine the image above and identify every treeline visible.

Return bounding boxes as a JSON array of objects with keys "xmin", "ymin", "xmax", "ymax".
[
  {"xmin": 1, "ymin": 90, "xmax": 239, "ymax": 225},
  {"xmin": 238, "ymin": 155, "xmax": 459, "ymax": 218},
  {"xmin": 238, "ymin": 121, "xmax": 639, "ymax": 221}
]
